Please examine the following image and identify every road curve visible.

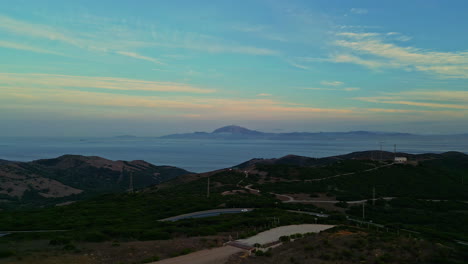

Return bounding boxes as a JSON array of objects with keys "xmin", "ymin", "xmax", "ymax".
[{"xmin": 159, "ymin": 208, "xmax": 253, "ymax": 221}]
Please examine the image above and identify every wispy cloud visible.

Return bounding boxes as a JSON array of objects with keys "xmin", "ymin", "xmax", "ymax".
[
  {"xmin": 350, "ymin": 8, "xmax": 368, "ymax": 15},
  {"xmin": 321, "ymin": 81, "xmax": 343, "ymax": 86},
  {"xmin": 336, "ymin": 32, "xmax": 378, "ymax": 38},
  {"xmin": 303, "ymin": 87, "xmax": 360, "ymax": 92},
  {"xmin": 0, "ymin": 73, "xmax": 215, "ymax": 94},
  {"xmin": 287, "ymin": 60, "xmax": 311, "ymax": 70},
  {"xmin": 0, "ymin": 13, "xmax": 279, "ymax": 64},
  {"xmin": 0, "ymin": 40, "xmax": 63, "ymax": 55},
  {"xmin": 0, "ymin": 84, "xmax": 354, "ymax": 120},
  {"xmin": 257, "ymin": 93, "xmax": 272, "ymax": 96},
  {"xmin": 329, "ymin": 54, "xmax": 388, "ymax": 68},
  {"xmin": 332, "ymin": 32, "xmax": 468, "ymax": 78},
  {"xmin": 116, "ymin": 51, "xmax": 164, "ymax": 64},
  {"xmin": 354, "ymin": 90, "xmax": 468, "ymax": 110},
  {"xmin": 0, "ymin": 15, "xmax": 82, "ymax": 47},
  {"xmin": 232, "ymin": 24, "xmax": 265, "ymax": 33}
]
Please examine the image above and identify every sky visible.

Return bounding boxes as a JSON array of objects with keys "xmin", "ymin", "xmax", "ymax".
[{"xmin": 1, "ymin": 0, "xmax": 468, "ymax": 136}]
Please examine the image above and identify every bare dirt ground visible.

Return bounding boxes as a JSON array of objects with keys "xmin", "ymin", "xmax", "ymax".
[
  {"xmin": 237, "ymin": 224, "xmax": 334, "ymax": 246},
  {"xmin": 2, "ymin": 236, "xmax": 228, "ymax": 264},
  {"xmin": 151, "ymin": 246, "xmax": 244, "ymax": 264}
]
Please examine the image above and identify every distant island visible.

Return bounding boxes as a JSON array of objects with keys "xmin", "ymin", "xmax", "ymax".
[{"xmin": 159, "ymin": 125, "xmax": 414, "ymax": 140}]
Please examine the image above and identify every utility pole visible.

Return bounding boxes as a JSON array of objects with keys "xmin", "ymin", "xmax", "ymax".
[
  {"xmin": 362, "ymin": 202, "xmax": 365, "ymax": 219},
  {"xmin": 372, "ymin": 186, "xmax": 376, "ymax": 206},
  {"xmin": 129, "ymin": 172, "xmax": 134, "ymax": 193},
  {"xmin": 207, "ymin": 176, "xmax": 210, "ymax": 198},
  {"xmin": 379, "ymin": 142, "xmax": 384, "ymax": 161}
]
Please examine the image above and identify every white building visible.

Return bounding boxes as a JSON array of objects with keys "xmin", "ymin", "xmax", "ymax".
[{"xmin": 394, "ymin": 157, "xmax": 407, "ymax": 164}]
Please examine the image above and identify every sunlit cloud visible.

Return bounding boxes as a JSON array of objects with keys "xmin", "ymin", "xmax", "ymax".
[
  {"xmin": 0, "ymin": 73, "xmax": 215, "ymax": 94},
  {"xmin": 287, "ymin": 60, "xmax": 311, "ymax": 70},
  {"xmin": 116, "ymin": 51, "xmax": 164, "ymax": 64},
  {"xmin": 303, "ymin": 87, "xmax": 360, "ymax": 92},
  {"xmin": 0, "ymin": 14, "xmax": 279, "ymax": 61},
  {"xmin": 355, "ymin": 90, "xmax": 468, "ymax": 110},
  {"xmin": 333, "ymin": 32, "xmax": 468, "ymax": 78},
  {"xmin": 321, "ymin": 81, "xmax": 343, "ymax": 86},
  {"xmin": 0, "ymin": 84, "xmax": 354, "ymax": 120},
  {"xmin": 0, "ymin": 40, "xmax": 63, "ymax": 55}
]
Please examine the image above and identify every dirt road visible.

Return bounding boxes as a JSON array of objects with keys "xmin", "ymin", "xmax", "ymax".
[
  {"xmin": 237, "ymin": 224, "xmax": 334, "ymax": 246},
  {"xmin": 151, "ymin": 246, "xmax": 244, "ymax": 264}
]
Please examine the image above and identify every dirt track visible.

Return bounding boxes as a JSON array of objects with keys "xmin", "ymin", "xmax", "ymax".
[
  {"xmin": 237, "ymin": 224, "xmax": 334, "ymax": 246},
  {"xmin": 151, "ymin": 246, "xmax": 244, "ymax": 264}
]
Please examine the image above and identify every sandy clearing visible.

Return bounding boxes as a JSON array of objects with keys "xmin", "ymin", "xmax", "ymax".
[
  {"xmin": 237, "ymin": 224, "xmax": 334, "ymax": 246},
  {"xmin": 151, "ymin": 246, "xmax": 243, "ymax": 264}
]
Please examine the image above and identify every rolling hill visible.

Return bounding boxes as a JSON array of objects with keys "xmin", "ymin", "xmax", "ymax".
[{"xmin": 0, "ymin": 155, "xmax": 190, "ymax": 208}]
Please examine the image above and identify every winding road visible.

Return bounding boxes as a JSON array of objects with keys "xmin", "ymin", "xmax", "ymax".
[{"xmin": 240, "ymin": 163, "xmax": 396, "ymax": 204}]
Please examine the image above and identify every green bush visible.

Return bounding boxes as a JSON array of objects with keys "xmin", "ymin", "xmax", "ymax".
[
  {"xmin": 0, "ymin": 249, "xmax": 14, "ymax": 258},
  {"xmin": 83, "ymin": 231, "xmax": 108, "ymax": 242},
  {"xmin": 139, "ymin": 230, "xmax": 171, "ymax": 241},
  {"xmin": 140, "ymin": 255, "xmax": 160, "ymax": 263}
]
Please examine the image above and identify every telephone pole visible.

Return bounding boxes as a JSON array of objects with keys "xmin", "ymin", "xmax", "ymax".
[
  {"xmin": 362, "ymin": 202, "xmax": 365, "ymax": 219},
  {"xmin": 207, "ymin": 176, "xmax": 210, "ymax": 198},
  {"xmin": 129, "ymin": 172, "xmax": 134, "ymax": 193},
  {"xmin": 372, "ymin": 186, "xmax": 376, "ymax": 206},
  {"xmin": 379, "ymin": 142, "xmax": 384, "ymax": 161}
]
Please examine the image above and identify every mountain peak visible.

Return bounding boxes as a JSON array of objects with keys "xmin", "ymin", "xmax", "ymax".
[{"xmin": 212, "ymin": 125, "xmax": 262, "ymax": 135}]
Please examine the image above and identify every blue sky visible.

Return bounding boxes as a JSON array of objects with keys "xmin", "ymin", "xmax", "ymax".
[{"xmin": 1, "ymin": 0, "xmax": 468, "ymax": 136}]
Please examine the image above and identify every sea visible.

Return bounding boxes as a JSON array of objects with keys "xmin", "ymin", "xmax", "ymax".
[{"xmin": 0, "ymin": 136, "xmax": 467, "ymax": 173}]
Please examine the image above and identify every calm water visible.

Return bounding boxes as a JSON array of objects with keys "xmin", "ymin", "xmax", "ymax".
[{"xmin": 0, "ymin": 136, "xmax": 467, "ymax": 173}]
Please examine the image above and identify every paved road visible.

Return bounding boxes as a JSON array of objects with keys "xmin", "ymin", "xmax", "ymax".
[
  {"xmin": 151, "ymin": 246, "xmax": 244, "ymax": 264},
  {"xmin": 159, "ymin": 208, "xmax": 253, "ymax": 221},
  {"xmin": 286, "ymin": 210, "xmax": 329, "ymax": 218},
  {"xmin": 284, "ymin": 197, "xmax": 395, "ymax": 204}
]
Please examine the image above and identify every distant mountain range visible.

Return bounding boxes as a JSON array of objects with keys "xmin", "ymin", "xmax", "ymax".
[{"xmin": 159, "ymin": 125, "xmax": 414, "ymax": 140}]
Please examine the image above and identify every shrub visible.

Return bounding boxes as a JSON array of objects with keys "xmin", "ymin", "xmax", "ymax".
[
  {"xmin": 139, "ymin": 230, "xmax": 171, "ymax": 241},
  {"xmin": 83, "ymin": 231, "xmax": 108, "ymax": 242},
  {"xmin": 0, "ymin": 250, "xmax": 14, "ymax": 258},
  {"xmin": 141, "ymin": 256, "xmax": 160, "ymax": 263}
]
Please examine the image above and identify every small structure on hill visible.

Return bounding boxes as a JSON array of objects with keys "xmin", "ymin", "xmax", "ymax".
[{"xmin": 394, "ymin": 157, "xmax": 407, "ymax": 164}]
